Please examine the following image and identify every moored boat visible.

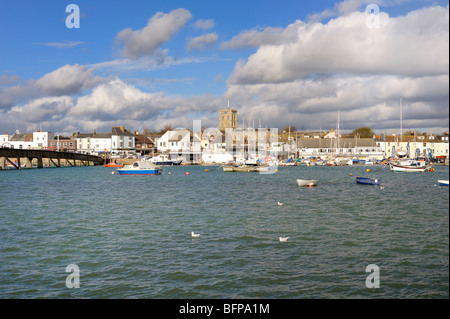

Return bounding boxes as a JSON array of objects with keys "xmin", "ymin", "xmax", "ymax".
[
  {"xmin": 223, "ymin": 164, "xmax": 269, "ymax": 172},
  {"xmin": 356, "ymin": 176, "xmax": 381, "ymax": 185},
  {"xmin": 149, "ymin": 154, "xmax": 182, "ymax": 166},
  {"xmin": 297, "ymin": 179, "xmax": 318, "ymax": 187},
  {"xmin": 104, "ymin": 160, "xmax": 123, "ymax": 168},
  {"xmin": 389, "ymin": 161, "xmax": 431, "ymax": 172},
  {"xmin": 438, "ymin": 180, "xmax": 449, "ymax": 186},
  {"xmin": 117, "ymin": 161, "xmax": 162, "ymax": 175}
]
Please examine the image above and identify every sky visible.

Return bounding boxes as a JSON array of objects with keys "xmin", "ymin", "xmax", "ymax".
[{"xmin": 0, "ymin": 0, "xmax": 448, "ymax": 136}]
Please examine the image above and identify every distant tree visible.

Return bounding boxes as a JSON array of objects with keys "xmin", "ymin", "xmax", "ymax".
[
  {"xmin": 352, "ymin": 127, "xmax": 375, "ymax": 138},
  {"xmin": 160, "ymin": 124, "xmax": 172, "ymax": 134},
  {"xmin": 282, "ymin": 126, "xmax": 297, "ymax": 132}
]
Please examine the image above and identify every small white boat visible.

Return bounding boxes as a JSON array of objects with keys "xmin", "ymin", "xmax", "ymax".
[
  {"xmin": 223, "ymin": 164, "xmax": 269, "ymax": 172},
  {"xmin": 117, "ymin": 161, "xmax": 162, "ymax": 175},
  {"xmin": 389, "ymin": 160, "xmax": 431, "ymax": 172},
  {"xmin": 438, "ymin": 180, "xmax": 449, "ymax": 186},
  {"xmin": 297, "ymin": 179, "xmax": 318, "ymax": 187},
  {"xmin": 149, "ymin": 154, "xmax": 182, "ymax": 165}
]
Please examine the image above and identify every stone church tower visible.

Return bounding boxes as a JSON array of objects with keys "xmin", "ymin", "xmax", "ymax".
[{"xmin": 219, "ymin": 97, "xmax": 238, "ymax": 132}]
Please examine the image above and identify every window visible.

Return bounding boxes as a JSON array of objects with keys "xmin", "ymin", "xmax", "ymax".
[{"xmin": 69, "ymin": 143, "xmax": 73, "ymax": 147}]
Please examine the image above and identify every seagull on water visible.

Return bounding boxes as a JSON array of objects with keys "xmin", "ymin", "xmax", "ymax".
[
  {"xmin": 277, "ymin": 202, "xmax": 284, "ymax": 206},
  {"xmin": 191, "ymin": 232, "xmax": 200, "ymax": 238},
  {"xmin": 279, "ymin": 236, "xmax": 290, "ymax": 242}
]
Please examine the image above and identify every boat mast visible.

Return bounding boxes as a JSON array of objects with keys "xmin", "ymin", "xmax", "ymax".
[
  {"xmin": 337, "ymin": 109, "xmax": 340, "ymax": 153},
  {"xmin": 400, "ymin": 97, "xmax": 403, "ymax": 145}
]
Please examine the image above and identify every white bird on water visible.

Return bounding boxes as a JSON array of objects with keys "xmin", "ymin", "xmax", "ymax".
[
  {"xmin": 279, "ymin": 236, "xmax": 290, "ymax": 242},
  {"xmin": 191, "ymin": 232, "xmax": 200, "ymax": 238},
  {"xmin": 277, "ymin": 202, "xmax": 284, "ymax": 206}
]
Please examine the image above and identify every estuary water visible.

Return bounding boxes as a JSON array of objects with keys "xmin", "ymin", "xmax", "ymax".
[{"xmin": 0, "ymin": 164, "xmax": 448, "ymax": 298}]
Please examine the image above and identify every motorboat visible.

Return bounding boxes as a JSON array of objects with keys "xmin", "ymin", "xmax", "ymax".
[
  {"xmin": 389, "ymin": 159, "xmax": 431, "ymax": 172},
  {"xmin": 296, "ymin": 179, "xmax": 318, "ymax": 187},
  {"xmin": 149, "ymin": 154, "xmax": 182, "ymax": 165},
  {"xmin": 104, "ymin": 160, "xmax": 123, "ymax": 168},
  {"xmin": 117, "ymin": 161, "xmax": 162, "ymax": 175},
  {"xmin": 223, "ymin": 164, "xmax": 269, "ymax": 172},
  {"xmin": 438, "ymin": 180, "xmax": 449, "ymax": 186},
  {"xmin": 356, "ymin": 176, "xmax": 381, "ymax": 185}
]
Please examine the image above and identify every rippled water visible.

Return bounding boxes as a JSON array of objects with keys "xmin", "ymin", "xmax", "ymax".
[{"xmin": 0, "ymin": 164, "xmax": 448, "ymax": 298}]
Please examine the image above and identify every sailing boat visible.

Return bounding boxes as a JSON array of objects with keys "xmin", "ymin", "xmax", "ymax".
[
  {"xmin": 396, "ymin": 98, "xmax": 407, "ymax": 158},
  {"xmin": 389, "ymin": 98, "xmax": 431, "ymax": 172}
]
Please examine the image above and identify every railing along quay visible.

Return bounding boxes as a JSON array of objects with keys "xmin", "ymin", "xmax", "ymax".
[{"xmin": 0, "ymin": 148, "xmax": 103, "ymax": 169}]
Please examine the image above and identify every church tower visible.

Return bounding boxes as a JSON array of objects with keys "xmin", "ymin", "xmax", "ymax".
[{"xmin": 219, "ymin": 97, "xmax": 238, "ymax": 132}]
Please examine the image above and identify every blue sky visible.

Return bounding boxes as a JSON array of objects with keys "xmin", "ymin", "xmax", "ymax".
[{"xmin": 0, "ymin": 0, "xmax": 448, "ymax": 135}]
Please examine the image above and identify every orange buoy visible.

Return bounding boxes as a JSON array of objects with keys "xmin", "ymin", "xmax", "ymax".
[
  {"xmin": 185, "ymin": 171, "xmax": 190, "ymax": 175},
  {"xmin": 349, "ymin": 173, "xmax": 352, "ymax": 176}
]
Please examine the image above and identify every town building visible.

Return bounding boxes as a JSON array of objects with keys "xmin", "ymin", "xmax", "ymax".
[
  {"xmin": 76, "ymin": 126, "xmax": 135, "ymax": 155},
  {"xmin": 6, "ymin": 130, "xmax": 54, "ymax": 150},
  {"xmin": 48, "ymin": 136, "xmax": 77, "ymax": 152},
  {"xmin": 111, "ymin": 126, "xmax": 135, "ymax": 151},
  {"xmin": 1, "ymin": 133, "xmax": 10, "ymax": 147},
  {"xmin": 157, "ymin": 128, "xmax": 202, "ymax": 163},
  {"xmin": 134, "ymin": 133, "xmax": 155, "ymax": 156},
  {"xmin": 218, "ymin": 98, "xmax": 238, "ymax": 132}
]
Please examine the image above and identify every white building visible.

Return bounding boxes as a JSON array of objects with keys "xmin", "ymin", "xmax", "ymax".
[
  {"xmin": 157, "ymin": 129, "xmax": 192, "ymax": 154},
  {"xmin": 7, "ymin": 130, "xmax": 54, "ymax": 149},
  {"xmin": 33, "ymin": 131, "xmax": 54, "ymax": 148},
  {"xmin": 76, "ymin": 132, "xmax": 111, "ymax": 154},
  {"xmin": 200, "ymin": 128, "xmax": 233, "ymax": 163},
  {"xmin": 156, "ymin": 128, "xmax": 203, "ymax": 163},
  {"xmin": 76, "ymin": 126, "xmax": 135, "ymax": 155},
  {"xmin": 0, "ymin": 133, "xmax": 9, "ymax": 147},
  {"xmin": 111, "ymin": 126, "xmax": 135, "ymax": 151}
]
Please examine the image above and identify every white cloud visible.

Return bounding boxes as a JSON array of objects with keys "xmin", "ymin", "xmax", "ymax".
[
  {"xmin": 221, "ymin": 26, "xmax": 284, "ymax": 49},
  {"xmin": 115, "ymin": 8, "xmax": 192, "ymax": 59},
  {"xmin": 228, "ymin": 6, "xmax": 449, "ymax": 85},
  {"xmin": 13, "ymin": 96, "xmax": 74, "ymax": 123},
  {"xmin": 36, "ymin": 64, "xmax": 105, "ymax": 96},
  {"xmin": 225, "ymin": 73, "xmax": 449, "ymax": 131},
  {"xmin": 193, "ymin": 19, "xmax": 215, "ymax": 31},
  {"xmin": 63, "ymin": 78, "xmax": 223, "ymax": 132},
  {"xmin": 33, "ymin": 41, "xmax": 87, "ymax": 49},
  {"xmin": 0, "ymin": 64, "xmax": 106, "ymax": 109},
  {"xmin": 187, "ymin": 32, "xmax": 218, "ymax": 51}
]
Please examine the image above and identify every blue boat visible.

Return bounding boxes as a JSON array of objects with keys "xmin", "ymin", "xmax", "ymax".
[
  {"xmin": 438, "ymin": 180, "xmax": 449, "ymax": 186},
  {"xmin": 356, "ymin": 176, "xmax": 381, "ymax": 185},
  {"xmin": 117, "ymin": 161, "xmax": 162, "ymax": 175}
]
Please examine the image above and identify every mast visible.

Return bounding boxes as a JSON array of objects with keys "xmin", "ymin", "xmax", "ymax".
[
  {"xmin": 337, "ymin": 109, "xmax": 340, "ymax": 152},
  {"xmin": 400, "ymin": 97, "xmax": 403, "ymax": 144}
]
